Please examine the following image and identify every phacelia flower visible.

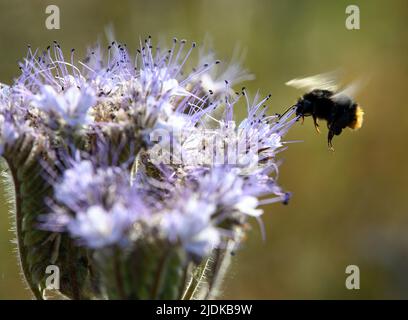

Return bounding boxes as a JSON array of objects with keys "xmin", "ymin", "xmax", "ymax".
[
  {"xmin": 161, "ymin": 196, "xmax": 219, "ymax": 257},
  {"xmin": 31, "ymin": 85, "xmax": 96, "ymax": 127},
  {"xmin": 0, "ymin": 35, "xmax": 300, "ymax": 300},
  {"xmin": 0, "ymin": 117, "xmax": 18, "ymax": 155},
  {"xmin": 67, "ymin": 204, "xmax": 137, "ymax": 248},
  {"xmin": 0, "ymin": 103, "xmax": 26, "ymax": 156}
]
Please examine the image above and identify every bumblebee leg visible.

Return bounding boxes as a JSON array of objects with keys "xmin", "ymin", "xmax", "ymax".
[
  {"xmin": 301, "ymin": 115, "xmax": 305, "ymax": 124},
  {"xmin": 327, "ymin": 130, "xmax": 335, "ymax": 151},
  {"xmin": 312, "ymin": 115, "xmax": 320, "ymax": 133}
]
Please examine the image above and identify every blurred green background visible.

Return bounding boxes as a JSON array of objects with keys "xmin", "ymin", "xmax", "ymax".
[{"xmin": 0, "ymin": 0, "xmax": 407, "ymax": 299}]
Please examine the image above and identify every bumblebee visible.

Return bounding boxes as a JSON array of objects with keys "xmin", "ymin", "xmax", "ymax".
[{"xmin": 286, "ymin": 72, "xmax": 364, "ymax": 150}]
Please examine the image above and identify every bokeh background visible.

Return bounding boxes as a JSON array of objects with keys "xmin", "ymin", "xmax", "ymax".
[{"xmin": 0, "ymin": 0, "xmax": 407, "ymax": 299}]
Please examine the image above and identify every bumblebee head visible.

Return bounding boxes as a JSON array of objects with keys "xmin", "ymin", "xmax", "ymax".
[{"xmin": 295, "ymin": 97, "xmax": 312, "ymax": 116}]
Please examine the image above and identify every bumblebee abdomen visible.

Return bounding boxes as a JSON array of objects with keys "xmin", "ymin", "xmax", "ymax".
[{"xmin": 348, "ymin": 105, "xmax": 364, "ymax": 130}]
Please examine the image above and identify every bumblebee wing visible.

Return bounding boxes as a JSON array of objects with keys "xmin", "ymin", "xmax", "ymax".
[
  {"xmin": 331, "ymin": 78, "xmax": 365, "ymax": 102},
  {"xmin": 285, "ymin": 71, "xmax": 340, "ymax": 92}
]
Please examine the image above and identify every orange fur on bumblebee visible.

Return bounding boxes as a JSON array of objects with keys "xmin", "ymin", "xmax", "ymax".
[{"xmin": 285, "ymin": 72, "xmax": 365, "ymax": 150}]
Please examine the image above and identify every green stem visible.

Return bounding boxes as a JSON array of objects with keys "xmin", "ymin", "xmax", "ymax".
[
  {"xmin": 181, "ymin": 258, "xmax": 210, "ymax": 300},
  {"xmin": 151, "ymin": 249, "xmax": 171, "ymax": 299},
  {"xmin": 6, "ymin": 159, "xmax": 43, "ymax": 300},
  {"xmin": 113, "ymin": 248, "xmax": 126, "ymax": 300}
]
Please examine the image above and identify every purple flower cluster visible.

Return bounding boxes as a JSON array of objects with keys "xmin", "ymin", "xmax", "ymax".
[
  {"xmin": 0, "ymin": 36, "xmax": 298, "ymax": 260},
  {"xmin": 48, "ymin": 159, "xmax": 149, "ymax": 248}
]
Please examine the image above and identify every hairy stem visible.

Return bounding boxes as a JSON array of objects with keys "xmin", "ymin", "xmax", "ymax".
[{"xmin": 5, "ymin": 159, "xmax": 43, "ymax": 300}]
